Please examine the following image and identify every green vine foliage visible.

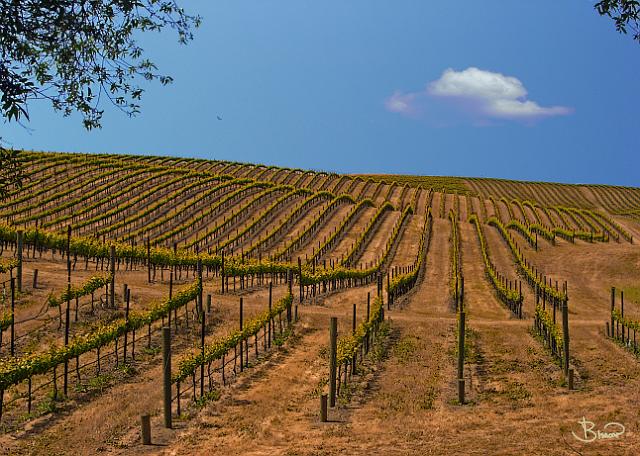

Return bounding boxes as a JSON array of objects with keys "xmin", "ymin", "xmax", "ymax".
[
  {"xmin": 308, "ymin": 199, "xmax": 374, "ymax": 264},
  {"xmin": 216, "ymin": 188, "xmax": 313, "ymax": 252},
  {"xmin": 173, "ymin": 293, "xmax": 293, "ymax": 384},
  {"xmin": 535, "ymin": 304, "xmax": 564, "ymax": 353},
  {"xmin": 0, "ymin": 280, "xmax": 200, "ymax": 391},
  {"xmin": 243, "ymin": 191, "xmax": 337, "ymax": 257},
  {"xmin": 389, "ymin": 205, "xmax": 432, "ymax": 297},
  {"xmin": 341, "ymin": 201, "xmax": 395, "ymax": 266},
  {"xmin": 612, "ymin": 308, "xmax": 640, "ymax": 331},
  {"xmin": 0, "ymin": 258, "xmax": 18, "ymax": 273},
  {"xmin": 272, "ymin": 194, "xmax": 356, "ymax": 261},
  {"xmin": 47, "ymin": 274, "xmax": 113, "ymax": 308},
  {"xmin": 336, "ymin": 296, "xmax": 383, "ymax": 365},
  {"xmin": 469, "ymin": 215, "xmax": 522, "ymax": 306},
  {"xmin": 0, "ymin": 310, "xmax": 13, "ymax": 331},
  {"xmin": 486, "ymin": 217, "xmax": 567, "ymax": 302},
  {"xmin": 504, "ymin": 219, "xmax": 538, "ymax": 246},
  {"xmin": 0, "ymin": 221, "xmax": 413, "ymax": 288},
  {"xmin": 591, "ymin": 210, "xmax": 632, "ymax": 242},
  {"xmin": 127, "ymin": 178, "xmax": 254, "ymax": 243},
  {"xmin": 449, "ymin": 209, "xmax": 462, "ymax": 300}
]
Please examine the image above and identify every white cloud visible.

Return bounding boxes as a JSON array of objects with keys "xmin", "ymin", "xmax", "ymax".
[
  {"xmin": 384, "ymin": 91, "xmax": 416, "ymax": 115},
  {"xmin": 428, "ymin": 67, "xmax": 527, "ymax": 101},
  {"xmin": 385, "ymin": 67, "xmax": 572, "ymax": 122}
]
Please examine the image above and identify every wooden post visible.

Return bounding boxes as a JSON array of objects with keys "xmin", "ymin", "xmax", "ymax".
[
  {"xmin": 239, "ymin": 298, "xmax": 244, "ymax": 373},
  {"xmin": 16, "ymin": 230, "xmax": 23, "ymax": 292},
  {"xmin": 141, "ymin": 415, "xmax": 151, "ymax": 445},
  {"xmin": 10, "ymin": 278, "xmax": 15, "ymax": 356},
  {"xmin": 454, "ymin": 274, "xmax": 459, "ymax": 311},
  {"xmin": 568, "ymin": 368, "xmax": 574, "ymax": 391},
  {"xmin": 147, "ymin": 240, "xmax": 151, "ymax": 283},
  {"xmin": 320, "ymin": 393, "xmax": 328, "ymax": 422},
  {"xmin": 162, "ymin": 327, "xmax": 172, "ymax": 428},
  {"xmin": 168, "ymin": 271, "xmax": 173, "ymax": 300},
  {"xmin": 122, "ymin": 284, "xmax": 128, "ymax": 309},
  {"xmin": 110, "ymin": 245, "xmax": 116, "ymax": 307},
  {"xmin": 457, "ymin": 310, "xmax": 466, "ymax": 404},
  {"xmin": 610, "ymin": 287, "xmax": 615, "ymax": 339},
  {"xmin": 352, "ymin": 304, "xmax": 356, "ymax": 334},
  {"xmin": 329, "ymin": 317, "xmax": 338, "ymax": 407},
  {"xmin": 32, "ymin": 269, "xmax": 38, "ymax": 289},
  {"xmin": 298, "ymin": 257, "xmax": 303, "ymax": 303},
  {"xmin": 268, "ymin": 282, "xmax": 272, "ymax": 349},
  {"xmin": 352, "ymin": 303, "xmax": 357, "ymax": 374},
  {"xmin": 123, "ymin": 288, "xmax": 130, "ymax": 364},
  {"xmin": 198, "ymin": 259, "xmax": 204, "ymax": 398},
  {"xmin": 562, "ymin": 299, "xmax": 570, "ymax": 378},
  {"xmin": 64, "ymin": 225, "xmax": 71, "ymax": 397},
  {"xmin": 367, "ymin": 292, "xmax": 371, "ymax": 321},
  {"xmin": 287, "ymin": 273, "xmax": 293, "ymax": 324},
  {"xmin": 221, "ymin": 252, "xmax": 225, "ymax": 294}
]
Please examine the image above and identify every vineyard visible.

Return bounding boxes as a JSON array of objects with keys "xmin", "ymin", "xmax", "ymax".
[{"xmin": 0, "ymin": 151, "xmax": 639, "ymax": 454}]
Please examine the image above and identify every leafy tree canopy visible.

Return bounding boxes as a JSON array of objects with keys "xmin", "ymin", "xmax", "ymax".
[
  {"xmin": 595, "ymin": 0, "xmax": 640, "ymax": 42},
  {"xmin": 1, "ymin": 0, "xmax": 200, "ymax": 130}
]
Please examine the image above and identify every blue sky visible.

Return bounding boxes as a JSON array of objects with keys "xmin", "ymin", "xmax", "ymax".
[{"xmin": 3, "ymin": 1, "xmax": 640, "ymax": 186}]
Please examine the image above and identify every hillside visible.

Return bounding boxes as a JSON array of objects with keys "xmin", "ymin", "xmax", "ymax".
[{"xmin": 0, "ymin": 151, "xmax": 639, "ymax": 455}]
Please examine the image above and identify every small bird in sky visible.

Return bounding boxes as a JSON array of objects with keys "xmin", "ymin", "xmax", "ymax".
[{"xmin": 217, "ymin": 115, "xmax": 223, "ymax": 121}]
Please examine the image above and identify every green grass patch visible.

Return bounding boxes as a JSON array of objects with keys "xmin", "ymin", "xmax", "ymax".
[
  {"xmin": 195, "ymin": 389, "xmax": 221, "ymax": 407},
  {"xmin": 393, "ymin": 335, "xmax": 418, "ymax": 364}
]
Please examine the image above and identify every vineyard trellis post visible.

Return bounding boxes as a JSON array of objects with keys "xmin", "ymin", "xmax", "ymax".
[
  {"xmin": 351, "ymin": 303, "xmax": 357, "ymax": 375},
  {"xmin": 366, "ymin": 292, "xmax": 371, "ymax": 353},
  {"xmin": 610, "ymin": 287, "xmax": 615, "ymax": 339},
  {"xmin": 352, "ymin": 304, "xmax": 356, "ymax": 334},
  {"xmin": 141, "ymin": 415, "xmax": 151, "ymax": 445},
  {"xmin": 268, "ymin": 282, "xmax": 272, "ymax": 349},
  {"xmin": 329, "ymin": 317, "xmax": 337, "ymax": 407},
  {"xmin": 320, "ymin": 394, "xmax": 328, "ymax": 422},
  {"xmin": 287, "ymin": 270, "xmax": 293, "ymax": 323},
  {"xmin": 10, "ymin": 277, "xmax": 15, "ymax": 356},
  {"xmin": 298, "ymin": 257, "xmax": 303, "ymax": 304},
  {"xmin": 198, "ymin": 259, "xmax": 204, "ymax": 398},
  {"xmin": 162, "ymin": 326, "xmax": 172, "ymax": 429},
  {"xmin": 64, "ymin": 225, "xmax": 72, "ymax": 397},
  {"xmin": 110, "ymin": 245, "xmax": 116, "ymax": 307},
  {"xmin": 16, "ymin": 230, "xmax": 23, "ymax": 292},
  {"xmin": 123, "ymin": 288, "xmax": 130, "ymax": 364},
  {"xmin": 562, "ymin": 299, "xmax": 570, "ymax": 381},
  {"xmin": 457, "ymin": 310, "xmax": 466, "ymax": 404},
  {"xmin": 146, "ymin": 239, "xmax": 151, "ymax": 283},
  {"xmin": 239, "ymin": 297, "xmax": 244, "ymax": 373},
  {"xmin": 221, "ymin": 251, "xmax": 225, "ymax": 294}
]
